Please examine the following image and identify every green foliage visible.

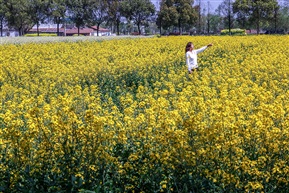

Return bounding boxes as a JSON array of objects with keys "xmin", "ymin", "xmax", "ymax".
[
  {"xmin": 49, "ymin": 0, "xmax": 67, "ymax": 36},
  {"xmin": 29, "ymin": 0, "xmax": 50, "ymax": 27},
  {"xmin": 107, "ymin": 0, "xmax": 123, "ymax": 35},
  {"xmin": 120, "ymin": 0, "xmax": 155, "ymax": 35},
  {"xmin": 86, "ymin": 0, "xmax": 109, "ymax": 28},
  {"xmin": 233, "ymin": 0, "xmax": 279, "ymax": 34},
  {"xmin": 4, "ymin": 0, "xmax": 32, "ymax": 35},
  {"xmin": 220, "ymin": 28, "xmax": 246, "ymax": 35},
  {"xmin": 157, "ymin": 0, "xmax": 197, "ymax": 32},
  {"xmin": 66, "ymin": 0, "xmax": 91, "ymax": 30}
]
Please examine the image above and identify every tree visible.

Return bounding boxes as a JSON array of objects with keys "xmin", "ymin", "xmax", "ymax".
[
  {"xmin": 271, "ymin": 2, "xmax": 279, "ymax": 33},
  {"xmin": 232, "ymin": 1, "xmax": 250, "ymax": 29},
  {"xmin": 264, "ymin": 3, "xmax": 289, "ymax": 33},
  {"xmin": 4, "ymin": 0, "xmax": 34, "ymax": 36},
  {"xmin": 66, "ymin": 0, "xmax": 91, "ymax": 36},
  {"xmin": 233, "ymin": 0, "xmax": 279, "ymax": 34},
  {"xmin": 157, "ymin": 2, "xmax": 179, "ymax": 32},
  {"xmin": 120, "ymin": 0, "xmax": 155, "ymax": 35},
  {"xmin": 157, "ymin": 0, "xmax": 197, "ymax": 34},
  {"xmin": 277, "ymin": 3, "xmax": 289, "ymax": 33},
  {"xmin": 87, "ymin": 0, "xmax": 109, "ymax": 36},
  {"xmin": 0, "ymin": 0, "xmax": 8, "ymax": 36},
  {"xmin": 28, "ymin": 0, "xmax": 50, "ymax": 36},
  {"xmin": 176, "ymin": 0, "xmax": 198, "ymax": 33},
  {"xmin": 107, "ymin": 0, "xmax": 123, "ymax": 35},
  {"xmin": 217, "ymin": 0, "xmax": 235, "ymax": 34},
  {"xmin": 194, "ymin": 3, "xmax": 201, "ymax": 33},
  {"xmin": 209, "ymin": 13, "xmax": 224, "ymax": 34},
  {"xmin": 49, "ymin": 0, "xmax": 67, "ymax": 36}
]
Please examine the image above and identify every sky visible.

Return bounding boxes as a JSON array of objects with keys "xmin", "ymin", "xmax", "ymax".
[
  {"xmin": 150, "ymin": 0, "xmax": 222, "ymax": 13},
  {"xmin": 195, "ymin": 0, "xmax": 223, "ymax": 12},
  {"xmin": 151, "ymin": 0, "xmax": 288, "ymax": 14}
]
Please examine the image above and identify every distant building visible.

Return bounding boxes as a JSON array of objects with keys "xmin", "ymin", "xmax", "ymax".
[
  {"xmin": 0, "ymin": 25, "xmax": 20, "ymax": 37},
  {"xmin": 89, "ymin": 26, "xmax": 111, "ymax": 36},
  {"xmin": 246, "ymin": 29, "xmax": 266, "ymax": 35},
  {"xmin": 1, "ymin": 29, "xmax": 19, "ymax": 37},
  {"xmin": 28, "ymin": 24, "xmax": 111, "ymax": 36}
]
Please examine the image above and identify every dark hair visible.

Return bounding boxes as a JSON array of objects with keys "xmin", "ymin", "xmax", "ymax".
[{"xmin": 185, "ymin": 42, "xmax": 193, "ymax": 53}]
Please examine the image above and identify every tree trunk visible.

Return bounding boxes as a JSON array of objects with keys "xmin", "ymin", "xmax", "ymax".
[
  {"xmin": 116, "ymin": 18, "xmax": 120, "ymax": 35},
  {"xmin": 207, "ymin": 20, "xmax": 210, "ymax": 34},
  {"xmin": 137, "ymin": 23, "xmax": 141, "ymax": 35},
  {"xmin": 0, "ymin": 19, "xmax": 3, "ymax": 37},
  {"xmin": 257, "ymin": 16, "xmax": 260, "ymax": 35},
  {"xmin": 56, "ymin": 17, "xmax": 60, "ymax": 36},
  {"xmin": 274, "ymin": 9, "xmax": 277, "ymax": 33},
  {"xmin": 37, "ymin": 23, "xmax": 40, "ymax": 36},
  {"xmin": 97, "ymin": 23, "xmax": 100, "ymax": 36},
  {"xmin": 228, "ymin": 0, "xmax": 231, "ymax": 35},
  {"xmin": 178, "ymin": 19, "xmax": 181, "ymax": 34},
  {"xmin": 256, "ymin": 8, "xmax": 260, "ymax": 35},
  {"xmin": 18, "ymin": 27, "xmax": 23, "ymax": 36},
  {"xmin": 159, "ymin": 20, "xmax": 162, "ymax": 35}
]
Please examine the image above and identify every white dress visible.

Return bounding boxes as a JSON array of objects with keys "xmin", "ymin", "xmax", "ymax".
[{"xmin": 185, "ymin": 46, "xmax": 208, "ymax": 71}]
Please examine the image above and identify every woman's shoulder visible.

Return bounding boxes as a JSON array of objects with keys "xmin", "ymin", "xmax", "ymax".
[{"xmin": 186, "ymin": 51, "xmax": 195, "ymax": 55}]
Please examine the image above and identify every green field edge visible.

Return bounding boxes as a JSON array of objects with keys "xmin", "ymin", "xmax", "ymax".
[{"xmin": 0, "ymin": 35, "xmax": 155, "ymax": 45}]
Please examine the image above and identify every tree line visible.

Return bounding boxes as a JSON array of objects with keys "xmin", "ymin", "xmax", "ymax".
[{"xmin": 0, "ymin": 0, "xmax": 288, "ymax": 37}]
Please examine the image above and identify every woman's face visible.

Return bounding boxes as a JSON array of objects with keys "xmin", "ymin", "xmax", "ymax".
[{"xmin": 190, "ymin": 44, "xmax": 194, "ymax": 50}]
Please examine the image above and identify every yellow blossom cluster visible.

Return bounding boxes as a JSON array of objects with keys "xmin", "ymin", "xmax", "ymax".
[{"xmin": 1, "ymin": 35, "xmax": 289, "ymax": 192}]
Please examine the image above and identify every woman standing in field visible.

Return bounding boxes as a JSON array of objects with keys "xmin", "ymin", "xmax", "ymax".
[{"xmin": 185, "ymin": 42, "xmax": 213, "ymax": 74}]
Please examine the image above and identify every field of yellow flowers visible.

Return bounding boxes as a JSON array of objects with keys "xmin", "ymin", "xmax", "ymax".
[{"xmin": 1, "ymin": 35, "xmax": 289, "ymax": 193}]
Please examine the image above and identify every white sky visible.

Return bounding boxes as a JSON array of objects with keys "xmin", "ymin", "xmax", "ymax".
[
  {"xmin": 150, "ymin": 0, "xmax": 222, "ymax": 13},
  {"xmin": 151, "ymin": 0, "xmax": 288, "ymax": 14}
]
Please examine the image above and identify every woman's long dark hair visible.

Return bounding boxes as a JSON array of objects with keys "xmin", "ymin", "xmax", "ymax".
[{"xmin": 185, "ymin": 42, "xmax": 193, "ymax": 53}]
